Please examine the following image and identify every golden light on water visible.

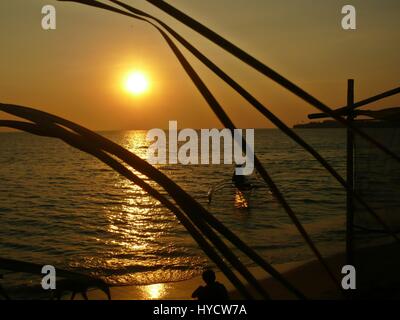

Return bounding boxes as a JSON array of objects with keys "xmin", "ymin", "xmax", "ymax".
[
  {"xmin": 124, "ymin": 71, "xmax": 150, "ymax": 96},
  {"xmin": 235, "ymin": 190, "xmax": 249, "ymax": 209},
  {"xmin": 146, "ymin": 283, "xmax": 166, "ymax": 299}
]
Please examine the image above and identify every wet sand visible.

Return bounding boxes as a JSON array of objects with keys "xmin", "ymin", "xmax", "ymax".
[
  {"xmin": 73, "ymin": 242, "xmax": 400, "ymax": 300},
  {"xmin": 75, "ymin": 255, "xmax": 345, "ymax": 300}
]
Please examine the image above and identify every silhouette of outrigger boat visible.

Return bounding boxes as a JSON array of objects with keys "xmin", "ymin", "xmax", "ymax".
[
  {"xmin": 207, "ymin": 169, "xmax": 271, "ymax": 205},
  {"xmin": 0, "ymin": 257, "xmax": 111, "ymax": 300}
]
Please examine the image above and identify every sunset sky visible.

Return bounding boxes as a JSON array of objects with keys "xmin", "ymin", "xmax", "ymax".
[{"xmin": 1, "ymin": 0, "xmax": 399, "ymax": 131}]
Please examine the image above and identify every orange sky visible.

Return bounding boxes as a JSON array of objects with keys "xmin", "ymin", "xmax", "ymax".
[{"xmin": 1, "ymin": 0, "xmax": 399, "ymax": 131}]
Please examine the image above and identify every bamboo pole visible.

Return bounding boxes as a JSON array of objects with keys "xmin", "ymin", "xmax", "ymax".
[
  {"xmin": 142, "ymin": 0, "xmax": 400, "ymax": 164},
  {"xmin": 346, "ymin": 80, "xmax": 355, "ymax": 267},
  {"xmin": 56, "ymin": 0, "xmax": 340, "ymax": 293},
  {"xmin": 0, "ymin": 119, "xmax": 255, "ymax": 299},
  {"xmin": 84, "ymin": 0, "xmax": 398, "ymax": 244},
  {"xmin": 59, "ymin": 1, "xmax": 400, "ymax": 248},
  {"xmin": 308, "ymin": 86, "xmax": 400, "ymax": 119}
]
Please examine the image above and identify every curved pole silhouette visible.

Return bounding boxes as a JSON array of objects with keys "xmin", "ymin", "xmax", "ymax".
[{"xmin": 143, "ymin": 0, "xmax": 400, "ymax": 164}]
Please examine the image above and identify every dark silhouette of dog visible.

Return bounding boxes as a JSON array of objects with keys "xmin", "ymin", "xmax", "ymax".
[
  {"xmin": 0, "ymin": 274, "xmax": 10, "ymax": 300},
  {"xmin": 0, "ymin": 285, "xmax": 10, "ymax": 300},
  {"xmin": 52, "ymin": 277, "xmax": 111, "ymax": 300}
]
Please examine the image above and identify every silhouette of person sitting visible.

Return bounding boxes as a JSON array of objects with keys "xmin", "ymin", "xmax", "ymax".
[{"xmin": 192, "ymin": 269, "xmax": 229, "ymax": 301}]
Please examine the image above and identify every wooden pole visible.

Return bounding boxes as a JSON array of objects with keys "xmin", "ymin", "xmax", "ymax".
[{"xmin": 346, "ymin": 79, "xmax": 355, "ymax": 266}]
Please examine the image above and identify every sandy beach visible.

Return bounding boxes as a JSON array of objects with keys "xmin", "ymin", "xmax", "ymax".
[
  {"xmin": 71, "ymin": 242, "xmax": 400, "ymax": 300},
  {"xmin": 75, "ymin": 255, "xmax": 345, "ymax": 300}
]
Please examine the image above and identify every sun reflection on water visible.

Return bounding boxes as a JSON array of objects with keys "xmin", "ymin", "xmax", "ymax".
[
  {"xmin": 92, "ymin": 131, "xmax": 205, "ymax": 286},
  {"xmin": 146, "ymin": 283, "xmax": 166, "ymax": 299},
  {"xmin": 234, "ymin": 190, "xmax": 249, "ymax": 208}
]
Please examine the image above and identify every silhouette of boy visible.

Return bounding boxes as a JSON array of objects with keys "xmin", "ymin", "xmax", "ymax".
[{"xmin": 192, "ymin": 269, "xmax": 229, "ymax": 300}]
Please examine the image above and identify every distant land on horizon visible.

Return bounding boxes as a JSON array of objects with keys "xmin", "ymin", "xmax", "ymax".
[{"xmin": 293, "ymin": 119, "xmax": 400, "ymax": 129}]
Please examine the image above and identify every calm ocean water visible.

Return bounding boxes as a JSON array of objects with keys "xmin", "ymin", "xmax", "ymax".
[{"xmin": 0, "ymin": 129, "xmax": 347, "ymax": 290}]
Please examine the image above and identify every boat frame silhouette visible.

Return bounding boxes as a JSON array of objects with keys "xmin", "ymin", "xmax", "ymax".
[
  {"xmin": 1, "ymin": 0, "xmax": 399, "ymax": 299},
  {"xmin": 207, "ymin": 170, "xmax": 271, "ymax": 205}
]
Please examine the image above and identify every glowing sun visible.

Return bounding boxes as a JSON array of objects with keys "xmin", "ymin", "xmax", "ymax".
[{"xmin": 124, "ymin": 71, "xmax": 150, "ymax": 96}]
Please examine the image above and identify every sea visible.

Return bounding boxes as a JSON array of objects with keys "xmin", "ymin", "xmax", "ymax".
[{"xmin": 0, "ymin": 128, "xmax": 348, "ymax": 296}]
